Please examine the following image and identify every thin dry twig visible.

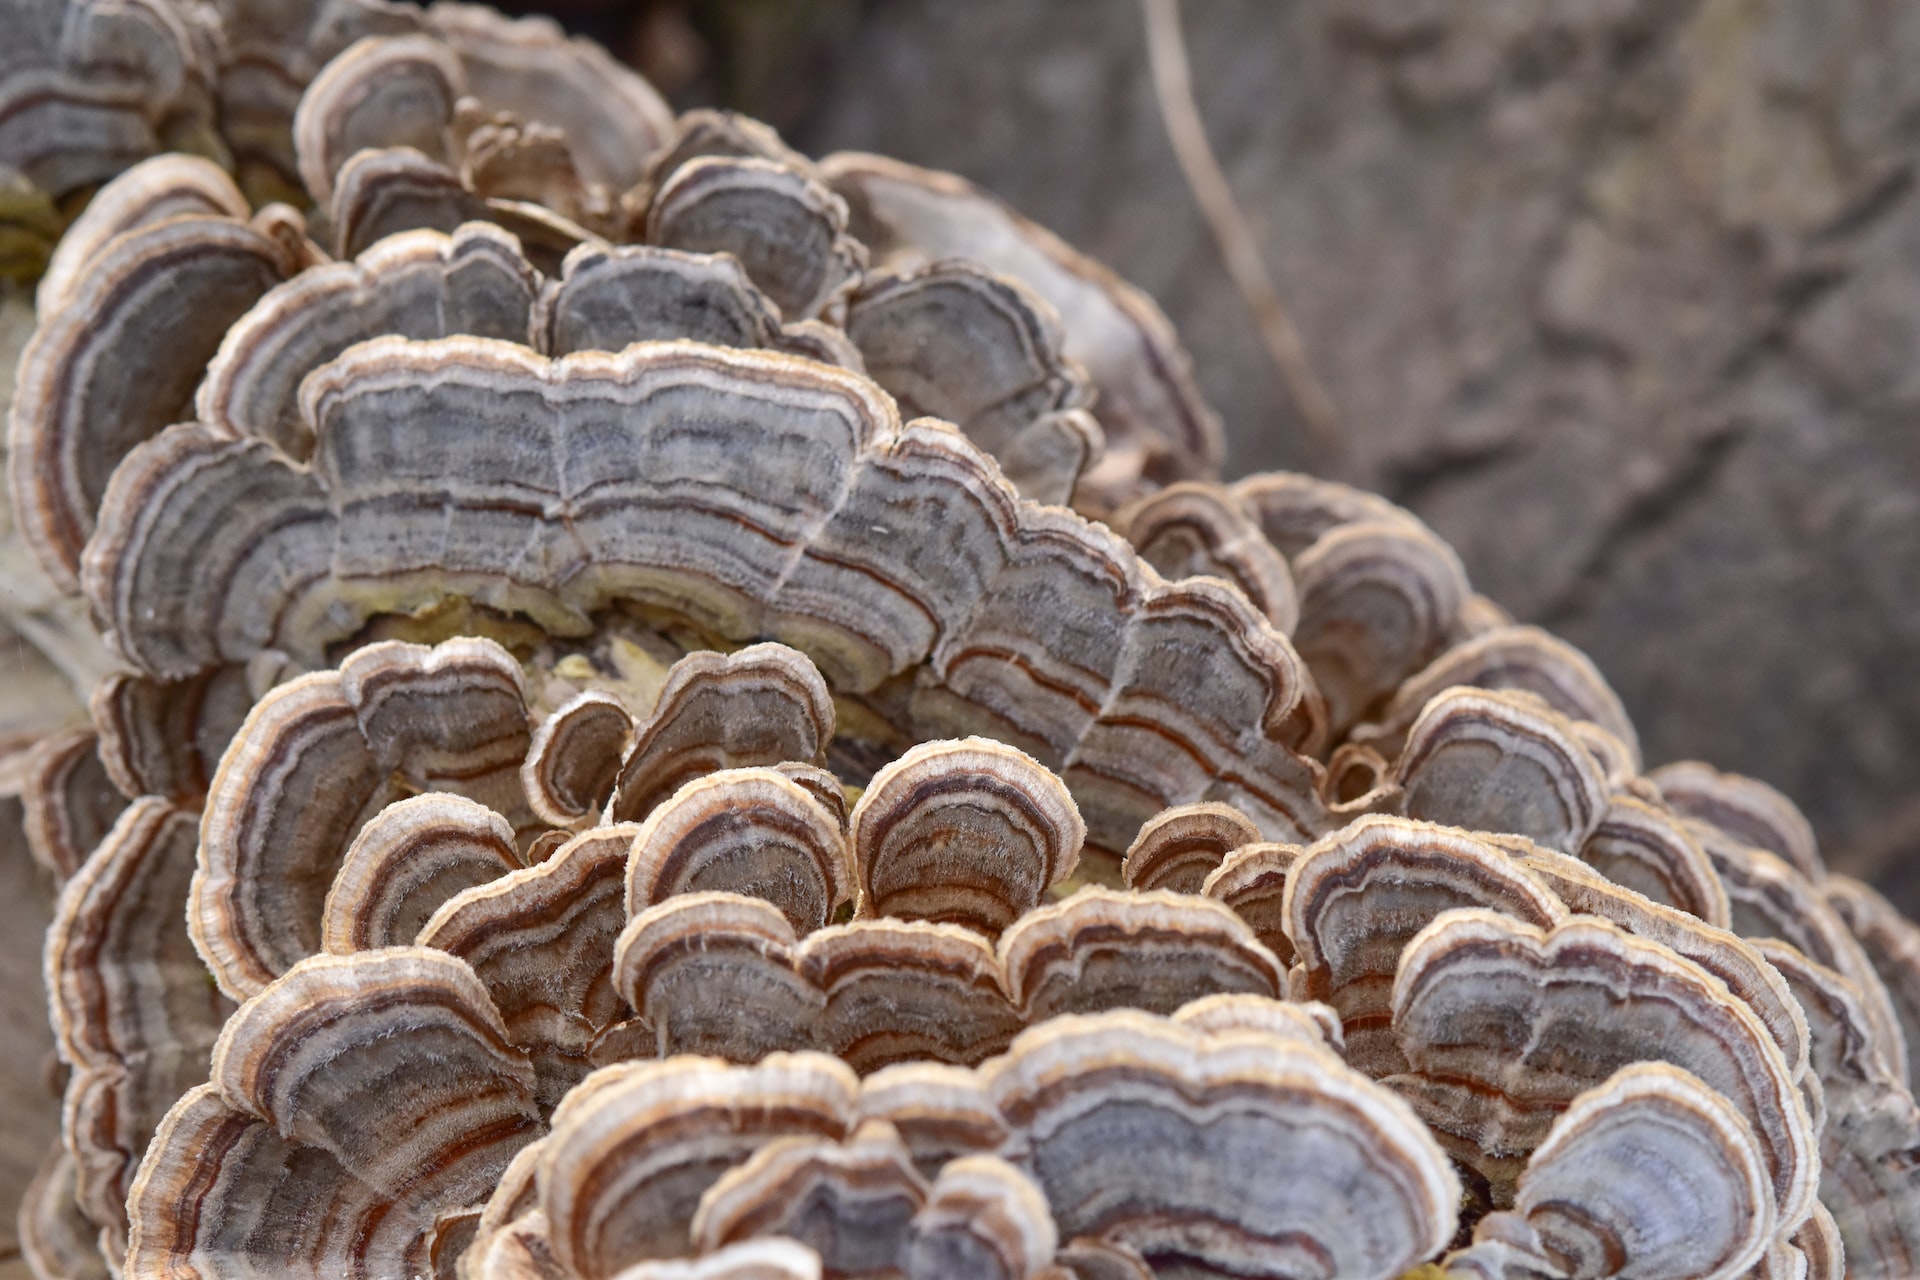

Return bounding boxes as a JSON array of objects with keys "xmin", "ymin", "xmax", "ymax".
[{"xmin": 1141, "ymin": 0, "xmax": 1344, "ymax": 455}]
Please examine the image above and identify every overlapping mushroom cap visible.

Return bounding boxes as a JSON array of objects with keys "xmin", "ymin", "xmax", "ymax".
[{"xmin": 8, "ymin": 5, "xmax": 1920, "ymax": 1279}]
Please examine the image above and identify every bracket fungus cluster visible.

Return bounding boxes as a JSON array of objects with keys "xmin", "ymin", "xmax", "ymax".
[{"xmin": 4, "ymin": 3, "xmax": 1920, "ymax": 1278}]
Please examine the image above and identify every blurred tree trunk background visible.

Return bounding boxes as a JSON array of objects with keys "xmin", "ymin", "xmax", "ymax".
[{"xmin": 617, "ymin": 0, "xmax": 1920, "ymax": 909}]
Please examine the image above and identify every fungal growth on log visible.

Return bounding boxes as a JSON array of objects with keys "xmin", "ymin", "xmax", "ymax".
[{"xmin": 2, "ymin": 3, "xmax": 1918, "ymax": 1279}]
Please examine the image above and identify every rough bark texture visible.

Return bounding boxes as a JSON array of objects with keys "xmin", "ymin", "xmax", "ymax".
[{"xmin": 781, "ymin": 0, "xmax": 1920, "ymax": 907}]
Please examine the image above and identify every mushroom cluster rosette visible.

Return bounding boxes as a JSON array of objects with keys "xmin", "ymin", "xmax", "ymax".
[{"xmin": 5, "ymin": 4, "xmax": 1920, "ymax": 1279}]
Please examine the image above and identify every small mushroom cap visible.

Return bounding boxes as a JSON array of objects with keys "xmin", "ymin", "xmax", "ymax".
[
  {"xmin": 842, "ymin": 260, "xmax": 1097, "ymax": 506},
  {"xmin": 1119, "ymin": 800, "xmax": 1261, "ymax": 895},
  {"xmin": 609, "ymin": 644, "xmax": 835, "ymax": 825},
  {"xmin": 613, "ymin": 892, "xmax": 820, "ymax": 1062},
  {"xmin": 627, "ymin": 767, "xmax": 853, "ymax": 934},
  {"xmin": 997, "ymin": 887, "xmax": 1282, "ymax": 1023},
  {"xmin": 690, "ymin": 1120, "xmax": 927, "ymax": 1273},
  {"xmin": 822, "ymin": 152, "xmax": 1222, "ymax": 501},
  {"xmin": 20, "ymin": 726, "xmax": 126, "ymax": 882},
  {"xmin": 192, "ymin": 637, "xmax": 532, "ymax": 999},
  {"xmin": 319, "ymin": 791, "xmax": 521, "ymax": 954},
  {"xmin": 1281, "ymin": 815, "xmax": 1566, "ymax": 1077},
  {"xmin": 10, "ymin": 210, "xmax": 295, "ymax": 587},
  {"xmin": 1289, "ymin": 519, "xmax": 1469, "ymax": 735},
  {"xmin": 125, "ymin": 948, "xmax": 541, "ymax": 1278},
  {"xmin": 851, "ymin": 736, "xmax": 1082, "ymax": 936},
  {"xmin": 855, "ymin": 1062, "xmax": 1011, "ymax": 1179},
  {"xmin": 420, "ymin": 824, "xmax": 636, "ymax": 1108},
  {"xmin": 35, "ymin": 154, "xmax": 248, "ymax": 314},
  {"xmin": 1389, "ymin": 908, "xmax": 1816, "ymax": 1228},
  {"xmin": 1200, "ymin": 838, "xmax": 1305, "ymax": 964},
  {"xmin": 45, "ymin": 798, "xmax": 233, "ymax": 1262},
  {"xmin": 89, "ymin": 663, "xmax": 254, "ymax": 803},
  {"xmin": 1504, "ymin": 1061, "xmax": 1775, "ymax": 1280},
  {"xmin": 1171, "ymin": 991, "xmax": 1347, "ymax": 1053},
  {"xmin": 1396, "ymin": 687, "xmax": 1610, "ymax": 853},
  {"xmin": 800, "ymin": 918, "xmax": 1023, "ymax": 1073},
  {"xmin": 19, "ymin": 1143, "xmax": 110, "ymax": 1280},
  {"xmin": 645, "ymin": 157, "xmax": 863, "ymax": 321},
  {"xmin": 906, "ymin": 1155, "xmax": 1059, "ymax": 1280},
  {"xmin": 1229, "ymin": 470, "xmax": 1423, "ymax": 560},
  {"xmin": 525, "ymin": 690, "xmax": 636, "ymax": 826},
  {"xmin": 292, "ymin": 31, "xmax": 467, "ymax": 205},
  {"xmin": 980, "ymin": 1009, "xmax": 1459, "ymax": 1279},
  {"xmin": 540, "ymin": 1053, "xmax": 861, "ymax": 1278},
  {"xmin": 1649, "ymin": 760, "xmax": 1823, "ymax": 881},
  {"xmin": 1579, "ymin": 793, "xmax": 1731, "ymax": 925},
  {"xmin": 1113, "ymin": 482, "xmax": 1298, "ymax": 633},
  {"xmin": 1827, "ymin": 874, "xmax": 1920, "ymax": 1096},
  {"xmin": 537, "ymin": 243, "xmax": 787, "ymax": 358},
  {"xmin": 1352, "ymin": 625, "xmax": 1640, "ymax": 770},
  {"xmin": 197, "ymin": 221, "xmax": 541, "ymax": 457}
]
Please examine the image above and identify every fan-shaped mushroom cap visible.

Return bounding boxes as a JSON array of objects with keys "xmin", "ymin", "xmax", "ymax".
[
  {"xmin": 86, "ymin": 338, "xmax": 1326, "ymax": 853},
  {"xmin": 1750, "ymin": 939, "xmax": 1920, "ymax": 1278},
  {"xmin": 855, "ymin": 1063, "xmax": 1011, "ymax": 1179},
  {"xmin": 0, "ymin": 0, "xmax": 219, "ymax": 205},
  {"xmin": 690, "ymin": 1119, "xmax": 926, "ymax": 1273},
  {"xmin": 125, "ymin": 947, "xmax": 541, "ymax": 1278},
  {"xmin": 614, "ymin": 893, "xmax": 821, "ymax": 1062},
  {"xmin": 45, "ymin": 798, "xmax": 233, "ymax": 1263},
  {"xmin": 801, "ymin": 919, "xmax": 1023, "ymax": 1073},
  {"xmin": 1649, "ymin": 761, "xmax": 1823, "ymax": 881},
  {"xmin": 1199, "ymin": 839, "xmax": 1304, "ymax": 963},
  {"xmin": 20, "ymin": 726, "xmax": 126, "ymax": 882},
  {"xmin": 1112, "ymin": 482, "xmax": 1298, "ymax": 633},
  {"xmin": 905, "ymin": 1155, "xmax": 1058, "ymax": 1280},
  {"xmin": 1396, "ymin": 687, "xmax": 1609, "ymax": 853},
  {"xmin": 539, "ymin": 1053, "xmax": 861, "ymax": 1277},
  {"xmin": 419, "ymin": 824, "xmax": 635, "ymax": 1108},
  {"xmin": 842, "ymin": 261, "xmax": 1096, "ymax": 506},
  {"xmin": 1479, "ymin": 1062, "xmax": 1776, "ymax": 1280},
  {"xmin": 997, "ymin": 887, "xmax": 1282, "ymax": 1022},
  {"xmin": 1492, "ymin": 837, "xmax": 1813, "ymax": 1085},
  {"xmin": 1352, "ymin": 625, "xmax": 1640, "ymax": 770},
  {"xmin": 1579, "ymin": 793, "xmax": 1731, "ymax": 924},
  {"xmin": 628, "ymin": 768, "xmax": 852, "ymax": 933},
  {"xmin": 1389, "ymin": 908, "xmax": 1816, "ymax": 1227},
  {"xmin": 1290, "ymin": 519, "xmax": 1469, "ymax": 736},
  {"xmin": 9, "ymin": 206, "xmax": 300, "ymax": 588},
  {"xmin": 980, "ymin": 1009, "xmax": 1459, "ymax": 1279},
  {"xmin": 1118, "ymin": 800, "xmax": 1260, "ymax": 895},
  {"xmin": 1701, "ymin": 836, "xmax": 1908, "ymax": 1083},
  {"xmin": 320, "ymin": 790, "xmax": 521, "ymax": 954},
  {"xmin": 526, "ymin": 691, "xmax": 636, "ymax": 826},
  {"xmin": 193, "ymin": 637, "xmax": 533, "ymax": 999},
  {"xmin": 537, "ymin": 243, "xmax": 786, "ymax": 358},
  {"xmin": 19, "ymin": 1143, "xmax": 111, "ymax": 1280},
  {"xmin": 1791, "ymin": 1204, "xmax": 1846, "ymax": 1280},
  {"xmin": 1229, "ymin": 470, "xmax": 1422, "ymax": 560},
  {"xmin": 292, "ymin": 31, "xmax": 467, "ymax": 205},
  {"xmin": 35, "ymin": 154, "xmax": 245, "ymax": 312},
  {"xmin": 820, "ymin": 152, "xmax": 1221, "ymax": 502},
  {"xmin": 1282, "ymin": 815, "xmax": 1565, "ymax": 1077},
  {"xmin": 89, "ymin": 663, "xmax": 254, "ymax": 803},
  {"xmin": 611, "ymin": 1239, "xmax": 824, "ymax": 1280},
  {"xmin": 643, "ymin": 157, "xmax": 862, "ymax": 322},
  {"xmin": 1826, "ymin": 874, "xmax": 1920, "ymax": 1095},
  {"xmin": 851, "ymin": 737, "xmax": 1081, "ymax": 936},
  {"xmin": 198, "ymin": 221, "xmax": 541, "ymax": 456},
  {"xmin": 325, "ymin": 142, "xmax": 491, "ymax": 254},
  {"xmin": 606, "ymin": 644, "xmax": 835, "ymax": 825}
]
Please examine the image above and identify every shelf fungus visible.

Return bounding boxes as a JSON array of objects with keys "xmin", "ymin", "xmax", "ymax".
[
  {"xmin": 124, "ymin": 948, "xmax": 542, "ymax": 1278},
  {"xmin": 11, "ymin": 7, "xmax": 1920, "ymax": 1278},
  {"xmin": 193, "ymin": 637, "xmax": 535, "ymax": 999},
  {"xmin": 84, "ymin": 337, "xmax": 1330, "ymax": 854}
]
